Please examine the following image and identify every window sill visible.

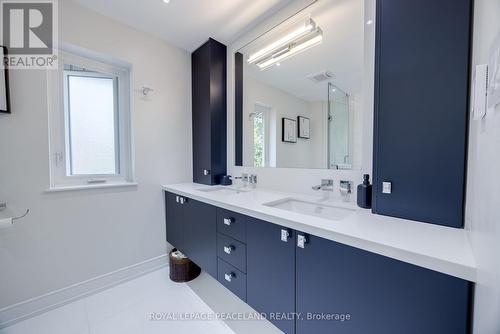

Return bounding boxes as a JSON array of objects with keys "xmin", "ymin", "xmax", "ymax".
[{"xmin": 45, "ymin": 182, "xmax": 138, "ymax": 193}]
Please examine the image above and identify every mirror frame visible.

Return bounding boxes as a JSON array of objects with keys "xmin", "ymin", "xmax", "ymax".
[{"xmin": 235, "ymin": 52, "xmax": 243, "ymax": 166}]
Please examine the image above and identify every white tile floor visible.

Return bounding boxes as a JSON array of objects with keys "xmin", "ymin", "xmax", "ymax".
[{"xmin": 0, "ymin": 268, "xmax": 235, "ymax": 334}]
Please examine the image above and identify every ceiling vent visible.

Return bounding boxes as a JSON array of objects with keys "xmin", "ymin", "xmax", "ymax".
[{"xmin": 308, "ymin": 70, "xmax": 335, "ymax": 83}]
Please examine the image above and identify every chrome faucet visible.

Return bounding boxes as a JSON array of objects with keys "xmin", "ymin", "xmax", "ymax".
[
  {"xmin": 340, "ymin": 180, "xmax": 353, "ymax": 202},
  {"xmin": 248, "ymin": 174, "xmax": 258, "ymax": 188},
  {"xmin": 234, "ymin": 173, "xmax": 249, "ymax": 186},
  {"xmin": 312, "ymin": 179, "xmax": 334, "ymax": 191}
]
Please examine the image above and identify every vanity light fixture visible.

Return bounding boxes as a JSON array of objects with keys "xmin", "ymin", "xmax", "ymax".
[
  {"xmin": 255, "ymin": 29, "xmax": 323, "ymax": 70},
  {"xmin": 247, "ymin": 18, "xmax": 323, "ymax": 70}
]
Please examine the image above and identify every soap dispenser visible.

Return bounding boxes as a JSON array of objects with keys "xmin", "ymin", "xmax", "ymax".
[{"xmin": 357, "ymin": 174, "xmax": 372, "ymax": 209}]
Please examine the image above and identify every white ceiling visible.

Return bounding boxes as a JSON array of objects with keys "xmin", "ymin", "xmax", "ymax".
[
  {"xmin": 240, "ymin": 0, "xmax": 365, "ymax": 101},
  {"xmin": 73, "ymin": 0, "xmax": 294, "ymax": 52}
]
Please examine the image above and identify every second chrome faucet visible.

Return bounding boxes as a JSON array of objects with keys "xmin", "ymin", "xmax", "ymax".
[
  {"xmin": 312, "ymin": 179, "xmax": 334, "ymax": 191},
  {"xmin": 312, "ymin": 179, "xmax": 353, "ymax": 202}
]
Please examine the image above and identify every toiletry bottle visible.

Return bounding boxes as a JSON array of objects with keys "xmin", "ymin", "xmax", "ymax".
[
  {"xmin": 220, "ymin": 175, "xmax": 232, "ymax": 186},
  {"xmin": 357, "ymin": 174, "xmax": 372, "ymax": 209}
]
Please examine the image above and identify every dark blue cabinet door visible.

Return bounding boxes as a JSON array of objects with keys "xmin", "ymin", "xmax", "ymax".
[
  {"xmin": 183, "ymin": 198, "xmax": 217, "ymax": 278},
  {"xmin": 373, "ymin": 0, "xmax": 472, "ymax": 227},
  {"xmin": 246, "ymin": 218, "xmax": 295, "ymax": 334},
  {"xmin": 192, "ymin": 38, "xmax": 227, "ymax": 185},
  {"xmin": 296, "ymin": 233, "xmax": 471, "ymax": 334},
  {"xmin": 192, "ymin": 41, "xmax": 212, "ymax": 185},
  {"xmin": 165, "ymin": 192, "xmax": 184, "ymax": 251}
]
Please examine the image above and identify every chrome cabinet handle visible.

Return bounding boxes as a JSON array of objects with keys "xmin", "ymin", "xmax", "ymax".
[
  {"xmin": 175, "ymin": 196, "xmax": 180, "ymax": 203},
  {"xmin": 204, "ymin": 169, "xmax": 211, "ymax": 176},
  {"xmin": 224, "ymin": 272, "xmax": 235, "ymax": 282},
  {"xmin": 281, "ymin": 229, "xmax": 290, "ymax": 242},
  {"xmin": 224, "ymin": 245, "xmax": 235, "ymax": 254},
  {"xmin": 223, "ymin": 218, "xmax": 234, "ymax": 226},
  {"xmin": 297, "ymin": 234, "xmax": 308, "ymax": 249},
  {"xmin": 179, "ymin": 197, "xmax": 185, "ymax": 205}
]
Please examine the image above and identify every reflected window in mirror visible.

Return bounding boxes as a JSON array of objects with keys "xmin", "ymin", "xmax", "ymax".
[
  {"xmin": 253, "ymin": 111, "xmax": 264, "ymax": 167},
  {"xmin": 250, "ymin": 104, "xmax": 275, "ymax": 168}
]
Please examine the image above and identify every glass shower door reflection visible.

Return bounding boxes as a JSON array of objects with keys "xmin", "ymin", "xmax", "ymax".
[{"xmin": 328, "ymin": 83, "xmax": 351, "ymax": 169}]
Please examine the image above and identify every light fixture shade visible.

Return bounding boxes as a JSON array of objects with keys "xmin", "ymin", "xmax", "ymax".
[
  {"xmin": 255, "ymin": 28, "xmax": 323, "ymax": 70},
  {"xmin": 247, "ymin": 18, "xmax": 319, "ymax": 64}
]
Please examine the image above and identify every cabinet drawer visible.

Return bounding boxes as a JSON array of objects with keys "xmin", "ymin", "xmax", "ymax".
[
  {"xmin": 217, "ymin": 233, "xmax": 246, "ymax": 273},
  {"xmin": 217, "ymin": 208, "xmax": 246, "ymax": 243},
  {"xmin": 217, "ymin": 258, "xmax": 246, "ymax": 301}
]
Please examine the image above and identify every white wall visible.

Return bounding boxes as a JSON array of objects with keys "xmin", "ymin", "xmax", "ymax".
[
  {"xmin": 308, "ymin": 101, "xmax": 328, "ymax": 168},
  {"xmin": 465, "ymin": 0, "xmax": 500, "ymax": 333},
  {"xmin": 0, "ymin": 0, "xmax": 191, "ymax": 312}
]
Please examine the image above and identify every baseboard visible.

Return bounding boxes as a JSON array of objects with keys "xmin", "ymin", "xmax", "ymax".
[{"xmin": 0, "ymin": 254, "xmax": 168, "ymax": 329}]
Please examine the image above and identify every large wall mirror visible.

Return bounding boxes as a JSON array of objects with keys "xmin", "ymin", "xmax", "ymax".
[{"xmin": 234, "ymin": 0, "xmax": 373, "ymax": 170}]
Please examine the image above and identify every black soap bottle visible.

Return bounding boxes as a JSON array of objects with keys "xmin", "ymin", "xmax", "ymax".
[{"xmin": 357, "ymin": 174, "xmax": 372, "ymax": 209}]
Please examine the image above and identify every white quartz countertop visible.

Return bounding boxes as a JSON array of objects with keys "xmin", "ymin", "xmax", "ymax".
[{"xmin": 162, "ymin": 183, "xmax": 476, "ymax": 282}]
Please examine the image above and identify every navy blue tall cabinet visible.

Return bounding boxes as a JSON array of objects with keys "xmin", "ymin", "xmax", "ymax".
[
  {"xmin": 192, "ymin": 38, "xmax": 227, "ymax": 185},
  {"xmin": 373, "ymin": 0, "xmax": 473, "ymax": 228}
]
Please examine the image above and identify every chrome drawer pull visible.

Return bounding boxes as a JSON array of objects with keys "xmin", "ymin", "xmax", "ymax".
[
  {"xmin": 281, "ymin": 229, "xmax": 290, "ymax": 242},
  {"xmin": 224, "ymin": 272, "xmax": 235, "ymax": 282},
  {"xmin": 297, "ymin": 234, "xmax": 308, "ymax": 249},
  {"xmin": 224, "ymin": 245, "xmax": 235, "ymax": 254},
  {"xmin": 223, "ymin": 218, "xmax": 234, "ymax": 226}
]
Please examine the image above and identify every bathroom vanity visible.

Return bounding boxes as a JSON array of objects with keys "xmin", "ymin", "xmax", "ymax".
[
  {"xmin": 178, "ymin": 0, "xmax": 476, "ymax": 332},
  {"xmin": 163, "ymin": 184, "xmax": 474, "ymax": 334}
]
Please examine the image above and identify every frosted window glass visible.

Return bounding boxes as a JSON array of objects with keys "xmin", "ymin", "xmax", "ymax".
[
  {"xmin": 67, "ymin": 75, "xmax": 117, "ymax": 175},
  {"xmin": 253, "ymin": 112, "xmax": 264, "ymax": 167}
]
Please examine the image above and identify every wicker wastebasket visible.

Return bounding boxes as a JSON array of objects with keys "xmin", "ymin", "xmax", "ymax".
[{"xmin": 169, "ymin": 249, "xmax": 201, "ymax": 282}]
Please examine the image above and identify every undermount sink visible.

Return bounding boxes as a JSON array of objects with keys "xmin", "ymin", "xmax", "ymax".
[
  {"xmin": 264, "ymin": 198, "xmax": 355, "ymax": 221},
  {"xmin": 198, "ymin": 186, "xmax": 251, "ymax": 195}
]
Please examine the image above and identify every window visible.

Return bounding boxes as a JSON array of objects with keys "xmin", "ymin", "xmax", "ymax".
[
  {"xmin": 253, "ymin": 111, "xmax": 265, "ymax": 167},
  {"xmin": 48, "ymin": 50, "xmax": 134, "ymax": 190},
  {"xmin": 252, "ymin": 104, "xmax": 272, "ymax": 167}
]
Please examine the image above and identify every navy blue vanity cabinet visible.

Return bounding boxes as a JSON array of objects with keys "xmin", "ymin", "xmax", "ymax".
[
  {"xmin": 295, "ymin": 233, "xmax": 471, "ymax": 334},
  {"xmin": 217, "ymin": 208, "xmax": 247, "ymax": 243},
  {"xmin": 191, "ymin": 38, "xmax": 227, "ymax": 185},
  {"xmin": 215, "ymin": 208, "xmax": 248, "ymax": 301},
  {"xmin": 165, "ymin": 192, "xmax": 185, "ymax": 251},
  {"xmin": 373, "ymin": 0, "xmax": 472, "ymax": 228},
  {"xmin": 217, "ymin": 258, "xmax": 247, "ymax": 301},
  {"xmin": 183, "ymin": 198, "xmax": 217, "ymax": 278},
  {"xmin": 217, "ymin": 233, "xmax": 246, "ymax": 273},
  {"xmin": 246, "ymin": 217, "xmax": 296, "ymax": 334},
  {"xmin": 164, "ymin": 192, "xmax": 217, "ymax": 278}
]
